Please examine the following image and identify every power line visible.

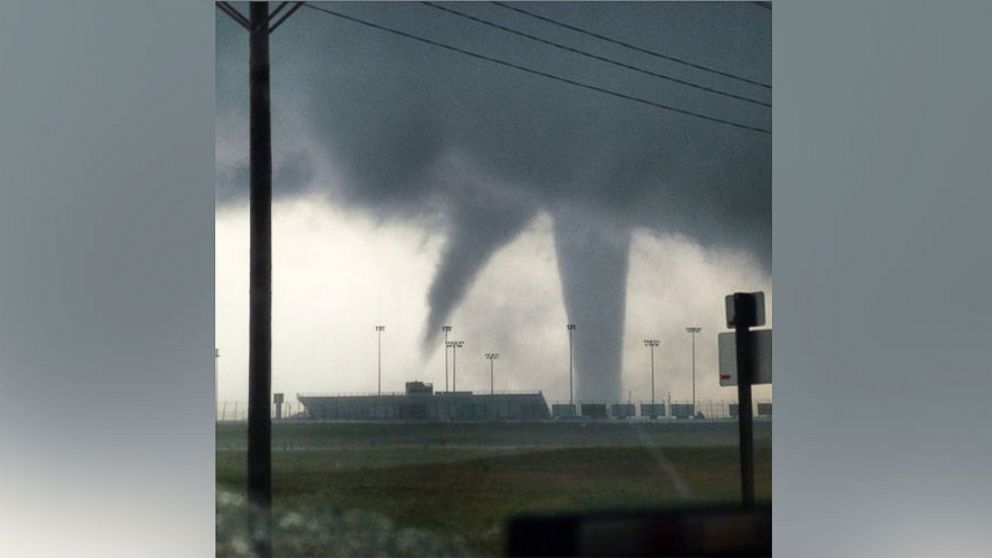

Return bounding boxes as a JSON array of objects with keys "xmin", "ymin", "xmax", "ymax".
[
  {"xmin": 301, "ymin": 3, "xmax": 770, "ymax": 135},
  {"xmin": 420, "ymin": 2, "xmax": 770, "ymax": 108},
  {"xmin": 490, "ymin": 2, "xmax": 771, "ymax": 90}
]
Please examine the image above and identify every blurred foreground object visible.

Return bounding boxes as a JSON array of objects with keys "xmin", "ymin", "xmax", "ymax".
[{"xmin": 507, "ymin": 505, "xmax": 771, "ymax": 557}]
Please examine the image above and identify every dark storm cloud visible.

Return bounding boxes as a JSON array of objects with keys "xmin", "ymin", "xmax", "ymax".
[
  {"xmin": 215, "ymin": 150, "xmax": 316, "ymax": 204},
  {"xmin": 216, "ymin": 2, "xmax": 771, "ymax": 400}
]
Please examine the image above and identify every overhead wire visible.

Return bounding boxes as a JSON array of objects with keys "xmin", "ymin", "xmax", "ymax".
[
  {"xmin": 490, "ymin": 2, "xmax": 771, "ymax": 90},
  {"xmin": 420, "ymin": 2, "xmax": 770, "ymax": 108},
  {"xmin": 301, "ymin": 3, "xmax": 770, "ymax": 135}
]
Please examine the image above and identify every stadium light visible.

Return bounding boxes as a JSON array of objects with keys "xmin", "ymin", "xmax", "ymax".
[
  {"xmin": 566, "ymin": 324, "xmax": 576, "ymax": 405},
  {"xmin": 442, "ymin": 325, "xmax": 452, "ymax": 392},
  {"xmin": 643, "ymin": 339, "xmax": 660, "ymax": 416},
  {"xmin": 376, "ymin": 325, "xmax": 385, "ymax": 396},
  {"xmin": 446, "ymin": 340, "xmax": 464, "ymax": 391},
  {"xmin": 686, "ymin": 327, "xmax": 702, "ymax": 417},
  {"xmin": 485, "ymin": 353, "xmax": 500, "ymax": 395},
  {"xmin": 215, "ymin": 348, "xmax": 220, "ymax": 407}
]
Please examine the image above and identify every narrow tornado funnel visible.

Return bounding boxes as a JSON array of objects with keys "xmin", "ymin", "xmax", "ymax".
[{"xmin": 553, "ymin": 209, "xmax": 632, "ymax": 403}]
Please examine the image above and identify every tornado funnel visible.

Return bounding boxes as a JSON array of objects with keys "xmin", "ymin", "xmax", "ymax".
[{"xmin": 553, "ymin": 210, "xmax": 632, "ymax": 402}]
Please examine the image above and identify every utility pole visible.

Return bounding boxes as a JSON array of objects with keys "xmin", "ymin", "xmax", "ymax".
[
  {"xmin": 644, "ymin": 339, "xmax": 659, "ymax": 417},
  {"xmin": 214, "ymin": 4, "xmax": 305, "ymax": 556},
  {"xmin": 447, "ymin": 341, "xmax": 464, "ymax": 391},
  {"xmin": 485, "ymin": 353, "xmax": 499, "ymax": 395},
  {"xmin": 376, "ymin": 326, "xmax": 385, "ymax": 395},
  {"xmin": 566, "ymin": 324, "xmax": 576, "ymax": 405},
  {"xmin": 442, "ymin": 325, "xmax": 452, "ymax": 392},
  {"xmin": 685, "ymin": 327, "xmax": 702, "ymax": 418},
  {"xmin": 246, "ymin": 5, "xmax": 273, "ymax": 555}
]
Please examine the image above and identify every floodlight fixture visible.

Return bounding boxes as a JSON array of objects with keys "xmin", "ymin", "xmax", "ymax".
[
  {"xmin": 447, "ymin": 340, "xmax": 464, "ymax": 390},
  {"xmin": 485, "ymin": 353, "xmax": 500, "ymax": 395},
  {"xmin": 442, "ymin": 325, "xmax": 452, "ymax": 391}
]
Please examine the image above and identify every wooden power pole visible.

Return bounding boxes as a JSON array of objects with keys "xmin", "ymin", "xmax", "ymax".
[
  {"xmin": 247, "ymin": 3, "xmax": 273, "ymax": 556},
  {"xmin": 216, "ymin": 3, "xmax": 304, "ymax": 556}
]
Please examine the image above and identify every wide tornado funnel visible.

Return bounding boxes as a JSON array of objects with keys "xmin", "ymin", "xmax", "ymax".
[{"xmin": 553, "ymin": 210, "xmax": 632, "ymax": 403}]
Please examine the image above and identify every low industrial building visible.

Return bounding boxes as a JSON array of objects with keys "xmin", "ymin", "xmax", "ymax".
[
  {"xmin": 298, "ymin": 381, "xmax": 551, "ymax": 421},
  {"xmin": 640, "ymin": 403, "xmax": 665, "ymax": 418},
  {"xmin": 580, "ymin": 403, "xmax": 608, "ymax": 419},
  {"xmin": 671, "ymin": 403, "xmax": 696, "ymax": 419},
  {"xmin": 610, "ymin": 403, "xmax": 636, "ymax": 419},
  {"xmin": 551, "ymin": 404, "xmax": 577, "ymax": 418}
]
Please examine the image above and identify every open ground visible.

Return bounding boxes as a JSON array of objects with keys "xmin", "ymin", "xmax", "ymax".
[{"xmin": 216, "ymin": 420, "xmax": 771, "ymax": 557}]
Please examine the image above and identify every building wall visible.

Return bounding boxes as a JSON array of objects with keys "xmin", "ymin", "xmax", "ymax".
[{"xmin": 299, "ymin": 393, "xmax": 550, "ymax": 421}]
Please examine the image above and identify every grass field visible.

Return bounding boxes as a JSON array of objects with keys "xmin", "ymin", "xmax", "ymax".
[{"xmin": 216, "ymin": 420, "xmax": 771, "ymax": 557}]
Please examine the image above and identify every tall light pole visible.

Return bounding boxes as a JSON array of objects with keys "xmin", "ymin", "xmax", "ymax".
[
  {"xmin": 566, "ymin": 324, "xmax": 576, "ymax": 405},
  {"xmin": 485, "ymin": 353, "xmax": 500, "ymax": 395},
  {"xmin": 643, "ymin": 339, "xmax": 660, "ymax": 415},
  {"xmin": 447, "ymin": 341, "xmax": 464, "ymax": 391},
  {"xmin": 442, "ymin": 325, "xmax": 452, "ymax": 392},
  {"xmin": 214, "ymin": 347, "xmax": 220, "ymax": 405},
  {"xmin": 376, "ymin": 326, "xmax": 385, "ymax": 396},
  {"xmin": 686, "ymin": 327, "xmax": 702, "ymax": 416}
]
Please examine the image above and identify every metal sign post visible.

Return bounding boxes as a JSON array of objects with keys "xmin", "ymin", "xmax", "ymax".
[{"xmin": 729, "ymin": 292, "xmax": 761, "ymax": 507}]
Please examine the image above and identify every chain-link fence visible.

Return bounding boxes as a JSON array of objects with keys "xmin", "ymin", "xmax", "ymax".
[
  {"xmin": 217, "ymin": 399, "xmax": 772, "ymax": 422},
  {"xmin": 548, "ymin": 399, "xmax": 773, "ymax": 420},
  {"xmin": 216, "ymin": 401, "xmax": 306, "ymax": 422}
]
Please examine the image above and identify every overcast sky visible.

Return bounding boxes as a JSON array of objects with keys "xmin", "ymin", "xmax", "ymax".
[{"xmin": 215, "ymin": 1, "xmax": 772, "ymax": 406}]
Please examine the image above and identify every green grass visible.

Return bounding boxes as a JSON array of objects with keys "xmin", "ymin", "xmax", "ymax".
[
  {"xmin": 217, "ymin": 419, "xmax": 770, "ymax": 451},
  {"xmin": 217, "ymin": 420, "xmax": 771, "ymax": 557}
]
